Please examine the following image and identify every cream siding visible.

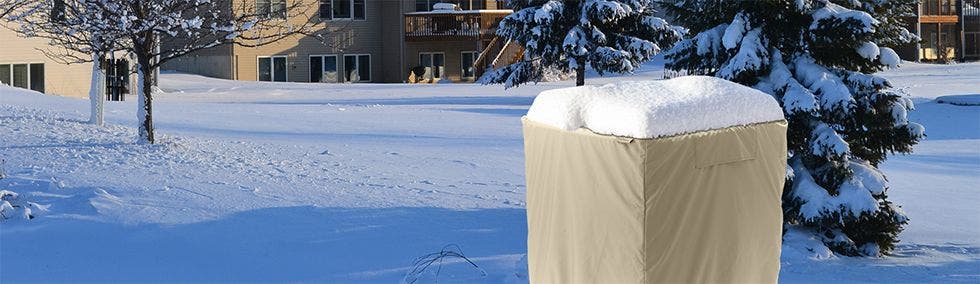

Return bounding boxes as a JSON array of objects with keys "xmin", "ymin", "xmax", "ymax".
[{"xmin": 0, "ymin": 27, "xmax": 94, "ymax": 98}]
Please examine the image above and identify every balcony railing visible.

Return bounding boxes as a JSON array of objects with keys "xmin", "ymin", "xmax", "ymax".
[
  {"xmin": 404, "ymin": 10, "xmax": 511, "ymax": 42},
  {"xmin": 921, "ymin": 0, "xmax": 958, "ymax": 16}
]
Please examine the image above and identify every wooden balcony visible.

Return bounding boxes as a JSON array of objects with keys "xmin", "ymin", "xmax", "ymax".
[{"xmin": 404, "ymin": 10, "xmax": 511, "ymax": 42}]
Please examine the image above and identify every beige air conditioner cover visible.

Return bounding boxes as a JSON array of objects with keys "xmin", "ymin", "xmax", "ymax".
[{"xmin": 523, "ymin": 118, "xmax": 787, "ymax": 284}]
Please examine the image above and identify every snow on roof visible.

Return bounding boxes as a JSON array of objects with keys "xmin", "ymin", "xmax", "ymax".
[{"xmin": 526, "ymin": 76, "xmax": 785, "ymax": 139}]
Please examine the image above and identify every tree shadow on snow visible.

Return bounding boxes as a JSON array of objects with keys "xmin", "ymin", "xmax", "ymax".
[
  {"xmin": 449, "ymin": 108, "xmax": 530, "ymax": 117},
  {"xmin": 0, "ymin": 206, "xmax": 529, "ymax": 283},
  {"xmin": 235, "ymin": 96, "xmax": 535, "ymax": 107}
]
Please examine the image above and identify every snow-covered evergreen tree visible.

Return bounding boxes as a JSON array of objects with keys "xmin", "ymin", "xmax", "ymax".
[
  {"xmin": 662, "ymin": 0, "xmax": 923, "ymax": 256},
  {"xmin": 482, "ymin": 0, "xmax": 682, "ymax": 88}
]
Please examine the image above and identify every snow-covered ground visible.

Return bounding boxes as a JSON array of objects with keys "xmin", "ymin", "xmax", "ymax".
[{"xmin": 1, "ymin": 61, "xmax": 977, "ymax": 282}]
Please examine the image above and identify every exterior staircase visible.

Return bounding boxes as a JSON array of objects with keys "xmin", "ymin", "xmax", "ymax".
[{"xmin": 473, "ymin": 36, "xmax": 524, "ymax": 79}]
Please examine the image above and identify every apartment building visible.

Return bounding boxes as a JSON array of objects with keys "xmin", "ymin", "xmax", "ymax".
[
  {"xmin": 899, "ymin": 0, "xmax": 980, "ymax": 61},
  {"xmin": 163, "ymin": 0, "xmax": 519, "ymax": 84}
]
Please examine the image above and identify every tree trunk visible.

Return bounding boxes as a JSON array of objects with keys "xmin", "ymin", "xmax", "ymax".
[
  {"xmin": 136, "ymin": 54, "xmax": 155, "ymax": 144},
  {"xmin": 89, "ymin": 53, "xmax": 105, "ymax": 126},
  {"xmin": 576, "ymin": 65, "xmax": 585, "ymax": 86}
]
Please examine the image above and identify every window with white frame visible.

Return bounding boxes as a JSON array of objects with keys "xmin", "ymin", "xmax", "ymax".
[
  {"xmin": 342, "ymin": 54, "xmax": 371, "ymax": 82},
  {"xmin": 257, "ymin": 0, "xmax": 287, "ymax": 19},
  {"xmin": 461, "ymin": 51, "xmax": 478, "ymax": 79},
  {"xmin": 320, "ymin": 0, "xmax": 365, "ymax": 20},
  {"xmin": 419, "ymin": 52, "xmax": 445, "ymax": 79},
  {"xmin": 258, "ymin": 56, "xmax": 288, "ymax": 82},
  {"xmin": 310, "ymin": 55, "xmax": 339, "ymax": 83},
  {"xmin": 0, "ymin": 63, "xmax": 44, "ymax": 93}
]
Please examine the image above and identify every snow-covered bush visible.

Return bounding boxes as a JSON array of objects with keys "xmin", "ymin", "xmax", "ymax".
[
  {"xmin": 662, "ymin": 0, "xmax": 923, "ymax": 256},
  {"xmin": 0, "ymin": 189, "xmax": 48, "ymax": 221},
  {"xmin": 483, "ymin": 0, "xmax": 683, "ymax": 88}
]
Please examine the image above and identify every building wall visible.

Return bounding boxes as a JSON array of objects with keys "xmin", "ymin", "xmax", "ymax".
[
  {"xmin": 0, "ymin": 27, "xmax": 94, "ymax": 98},
  {"xmin": 229, "ymin": 0, "xmax": 394, "ymax": 83},
  {"xmin": 162, "ymin": 45, "xmax": 235, "ymax": 80},
  {"xmin": 405, "ymin": 41, "xmax": 483, "ymax": 82}
]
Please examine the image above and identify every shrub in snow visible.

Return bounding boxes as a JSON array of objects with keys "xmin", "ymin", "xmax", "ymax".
[
  {"xmin": 662, "ymin": 0, "xmax": 924, "ymax": 256},
  {"xmin": 0, "ymin": 190, "xmax": 46, "ymax": 221},
  {"xmin": 402, "ymin": 244, "xmax": 486, "ymax": 284},
  {"xmin": 482, "ymin": 0, "xmax": 683, "ymax": 88}
]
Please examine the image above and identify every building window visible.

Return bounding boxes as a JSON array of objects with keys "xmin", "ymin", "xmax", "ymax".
[
  {"xmin": 51, "ymin": 0, "xmax": 66, "ymax": 22},
  {"xmin": 12, "ymin": 64, "xmax": 28, "ymax": 89},
  {"xmin": 415, "ymin": 0, "xmax": 483, "ymax": 11},
  {"xmin": 343, "ymin": 54, "xmax": 371, "ymax": 82},
  {"xmin": 0, "ymin": 63, "xmax": 44, "ymax": 93},
  {"xmin": 419, "ymin": 52, "xmax": 445, "ymax": 79},
  {"xmin": 310, "ymin": 55, "xmax": 339, "ymax": 83},
  {"xmin": 257, "ymin": 0, "xmax": 287, "ymax": 19},
  {"xmin": 353, "ymin": 0, "xmax": 364, "ymax": 19},
  {"xmin": 320, "ymin": 0, "xmax": 365, "ymax": 20},
  {"xmin": 29, "ymin": 64, "xmax": 44, "ymax": 93},
  {"xmin": 0, "ymin": 64, "xmax": 10, "ymax": 86},
  {"xmin": 461, "ymin": 51, "xmax": 477, "ymax": 79},
  {"xmin": 415, "ymin": 0, "xmax": 430, "ymax": 11},
  {"xmin": 258, "ymin": 56, "xmax": 288, "ymax": 82}
]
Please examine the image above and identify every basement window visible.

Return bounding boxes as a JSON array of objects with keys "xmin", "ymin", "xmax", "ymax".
[{"xmin": 0, "ymin": 63, "xmax": 44, "ymax": 93}]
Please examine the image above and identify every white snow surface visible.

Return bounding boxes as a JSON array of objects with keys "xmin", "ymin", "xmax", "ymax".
[
  {"xmin": 525, "ymin": 76, "xmax": 784, "ymax": 138},
  {"xmin": 1, "ymin": 59, "xmax": 978, "ymax": 283}
]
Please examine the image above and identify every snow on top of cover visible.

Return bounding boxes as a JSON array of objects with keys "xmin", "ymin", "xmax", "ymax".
[{"xmin": 526, "ymin": 76, "xmax": 784, "ymax": 138}]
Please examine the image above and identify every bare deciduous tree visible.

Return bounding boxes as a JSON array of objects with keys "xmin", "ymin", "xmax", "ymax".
[{"xmin": 3, "ymin": 0, "xmax": 332, "ymax": 144}]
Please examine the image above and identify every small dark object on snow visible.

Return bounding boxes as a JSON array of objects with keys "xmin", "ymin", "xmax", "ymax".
[{"xmin": 402, "ymin": 244, "xmax": 486, "ymax": 284}]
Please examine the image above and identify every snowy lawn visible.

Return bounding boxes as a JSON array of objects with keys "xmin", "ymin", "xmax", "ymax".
[{"xmin": 1, "ymin": 61, "xmax": 978, "ymax": 282}]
